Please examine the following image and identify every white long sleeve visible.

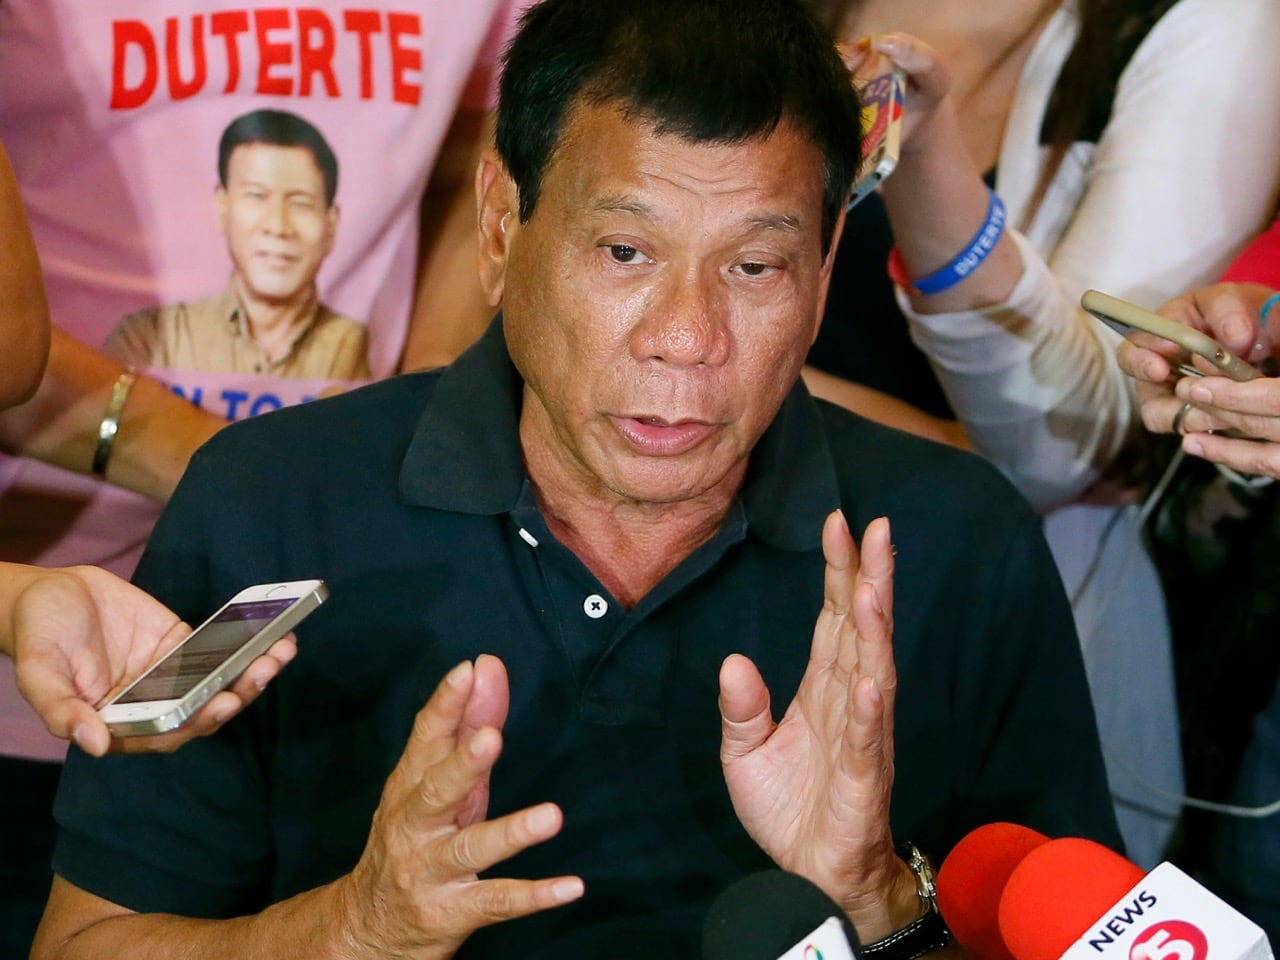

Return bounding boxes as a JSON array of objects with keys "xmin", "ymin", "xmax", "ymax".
[{"xmin": 905, "ymin": 0, "xmax": 1280, "ymax": 510}]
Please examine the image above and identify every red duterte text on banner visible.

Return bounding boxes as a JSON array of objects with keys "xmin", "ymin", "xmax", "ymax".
[{"xmin": 110, "ymin": 8, "xmax": 423, "ymax": 110}]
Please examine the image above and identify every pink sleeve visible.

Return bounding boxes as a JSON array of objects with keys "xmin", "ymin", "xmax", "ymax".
[
  {"xmin": 460, "ymin": 0, "xmax": 537, "ymax": 111},
  {"xmin": 1220, "ymin": 210, "xmax": 1280, "ymax": 288}
]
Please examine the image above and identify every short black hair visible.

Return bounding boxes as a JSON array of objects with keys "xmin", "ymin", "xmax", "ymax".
[
  {"xmin": 218, "ymin": 109, "xmax": 339, "ymax": 206},
  {"xmin": 496, "ymin": 0, "xmax": 862, "ymax": 254}
]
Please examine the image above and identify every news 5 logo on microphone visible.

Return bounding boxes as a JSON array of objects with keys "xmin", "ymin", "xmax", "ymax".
[
  {"xmin": 1055, "ymin": 863, "xmax": 1266, "ymax": 960},
  {"xmin": 934, "ymin": 824, "xmax": 1272, "ymax": 960}
]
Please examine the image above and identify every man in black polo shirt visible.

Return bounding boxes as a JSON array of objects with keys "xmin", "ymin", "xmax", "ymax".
[{"xmin": 36, "ymin": 1, "xmax": 1121, "ymax": 957}]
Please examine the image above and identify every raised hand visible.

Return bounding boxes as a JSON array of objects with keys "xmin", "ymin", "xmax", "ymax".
[
  {"xmin": 337, "ymin": 655, "xmax": 583, "ymax": 959},
  {"xmin": 718, "ymin": 512, "xmax": 918, "ymax": 940}
]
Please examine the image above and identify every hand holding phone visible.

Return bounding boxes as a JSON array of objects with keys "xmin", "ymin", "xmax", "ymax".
[
  {"xmin": 846, "ymin": 55, "xmax": 905, "ymax": 210},
  {"xmin": 1082, "ymin": 288, "xmax": 1261, "ymax": 382},
  {"xmin": 98, "ymin": 579, "xmax": 327, "ymax": 736}
]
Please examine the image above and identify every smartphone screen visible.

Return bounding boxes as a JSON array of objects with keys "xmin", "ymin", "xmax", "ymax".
[{"xmin": 112, "ymin": 597, "xmax": 298, "ymax": 704}]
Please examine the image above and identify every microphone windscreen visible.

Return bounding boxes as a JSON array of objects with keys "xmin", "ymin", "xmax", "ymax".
[
  {"xmin": 702, "ymin": 870, "xmax": 861, "ymax": 960},
  {"xmin": 998, "ymin": 837, "xmax": 1146, "ymax": 960},
  {"xmin": 936, "ymin": 822, "xmax": 1051, "ymax": 960}
]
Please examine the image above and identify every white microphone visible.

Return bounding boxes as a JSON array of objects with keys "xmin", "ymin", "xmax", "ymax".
[
  {"xmin": 701, "ymin": 869, "xmax": 863, "ymax": 960},
  {"xmin": 996, "ymin": 837, "xmax": 1273, "ymax": 960}
]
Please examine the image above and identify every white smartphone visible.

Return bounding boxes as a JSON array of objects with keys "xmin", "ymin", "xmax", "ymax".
[
  {"xmin": 847, "ymin": 57, "xmax": 905, "ymax": 210},
  {"xmin": 1081, "ymin": 288, "xmax": 1261, "ymax": 382},
  {"xmin": 98, "ymin": 579, "xmax": 328, "ymax": 736}
]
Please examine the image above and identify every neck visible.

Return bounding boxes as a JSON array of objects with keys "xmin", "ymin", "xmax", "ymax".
[
  {"xmin": 231, "ymin": 277, "xmax": 319, "ymax": 363},
  {"xmin": 520, "ymin": 406, "xmax": 744, "ymax": 610}
]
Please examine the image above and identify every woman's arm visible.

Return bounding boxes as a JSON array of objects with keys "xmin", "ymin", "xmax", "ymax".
[
  {"xmin": 0, "ymin": 328, "xmax": 225, "ymax": 502},
  {"xmin": 0, "ymin": 142, "xmax": 51, "ymax": 409},
  {"xmin": 884, "ymin": 0, "xmax": 1280, "ymax": 506}
]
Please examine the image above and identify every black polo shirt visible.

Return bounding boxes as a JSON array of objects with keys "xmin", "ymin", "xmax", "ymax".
[{"xmin": 54, "ymin": 319, "xmax": 1120, "ymax": 958}]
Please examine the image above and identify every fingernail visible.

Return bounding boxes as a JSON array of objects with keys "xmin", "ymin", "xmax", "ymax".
[
  {"xmin": 444, "ymin": 661, "xmax": 470, "ymax": 688},
  {"xmin": 867, "ymin": 678, "xmax": 883, "ymax": 707},
  {"xmin": 1225, "ymin": 319, "xmax": 1252, "ymax": 345},
  {"xmin": 528, "ymin": 804, "xmax": 558, "ymax": 834},
  {"xmin": 468, "ymin": 729, "xmax": 489, "ymax": 757},
  {"xmin": 254, "ymin": 675, "xmax": 268, "ymax": 691},
  {"xmin": 1188, "ymin": 385, "xmax": 1213, "ymax": 403},
  {"xmin": 553, "ymin": 877, "xmax": 585, "ymax": 902},
  {"xmin": 1185, "ymin": 439, "xmax": 1204, "ymax": 457},
  {"xmin": 871, "ymin": 588, "xmax": 884, "ymax": 615},
  {"xmin": 71, "ymin": 724, "xmax": 89, "ymax": 750}
]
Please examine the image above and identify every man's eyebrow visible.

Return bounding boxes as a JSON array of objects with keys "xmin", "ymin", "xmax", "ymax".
[
  {"xmin": 743, "ymin": 213, "xmax": 802, "ymax": 234},
  {"xmin": 590, "ymin": 195, "xmax": 653, "ymax": 218}
]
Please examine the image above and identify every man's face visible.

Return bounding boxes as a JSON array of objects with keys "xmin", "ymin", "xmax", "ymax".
[
  {"xmin": 488, "ymin": 101, "xmax": 841, "ymax": 508},
  {"xmin": 217, "ymin": 143, "xmax": 337, "ymax": 306}
]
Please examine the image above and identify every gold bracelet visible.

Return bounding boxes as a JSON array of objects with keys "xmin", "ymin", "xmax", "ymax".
[{"xmin": 92, "ymin": 368, "xmax": 137, "ymax": 476}]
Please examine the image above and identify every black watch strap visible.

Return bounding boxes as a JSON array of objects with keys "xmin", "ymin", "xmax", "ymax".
[
  {"xmin": 862, "ymin": 907, "xmax": 952, "ymax": 960},
  {"xmin": 862, "ymin": 842, "xmax": 952, "ymax": 960}
]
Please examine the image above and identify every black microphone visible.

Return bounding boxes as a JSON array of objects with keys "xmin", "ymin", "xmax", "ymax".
[{"xmin": 702, "ymin": 870, "xmax": 863, "ymax": 960}]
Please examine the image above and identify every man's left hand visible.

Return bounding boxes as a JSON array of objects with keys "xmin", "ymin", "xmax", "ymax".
[{"xmin": 718, "ymin": 512, "xmax": 918, "ymax": 940}]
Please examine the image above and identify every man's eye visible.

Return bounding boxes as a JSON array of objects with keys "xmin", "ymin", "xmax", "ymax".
[
  {"xmin": 737, "ymin": 262, "xmax": 773, "ymax": 277},
  {"xmin": 608, "ymin": 244, "xmax": 646, "ymax": 264}
]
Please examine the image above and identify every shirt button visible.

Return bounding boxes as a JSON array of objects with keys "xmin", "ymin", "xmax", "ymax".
[{"xmin": 583, "ymin": 594, "xmax": 608, "ymax": 619}]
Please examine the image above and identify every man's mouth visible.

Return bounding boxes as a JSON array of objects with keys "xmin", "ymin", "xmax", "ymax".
[
  {"xmin": 254, "ymin": 251, "xmax": 299, "ymax": 267},
  {"xmin": 612, "ymin": 415, "xmax": 717, "ymax": 455}
]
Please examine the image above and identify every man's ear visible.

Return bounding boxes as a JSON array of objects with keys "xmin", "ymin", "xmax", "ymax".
[
  {"xmin": 811, "ymin": 203, "xmax": 848, "ymax": 346},
  {"xmin": 476, "ymin": 151, "xmax": 519, "ymax": 308},
  {"xmin": 215, "ymin": 185, "xmax": 229, "ymax": 237},
  {"xmin": 323, "ymin": 203, "xmax": 340, "ymax": 258}
]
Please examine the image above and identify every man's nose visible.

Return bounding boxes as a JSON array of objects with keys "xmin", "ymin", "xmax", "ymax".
[
  {"xmin": 263, "ymin": 198, "xmax": 294, "ymax": 235},
  {"xmin": 633, "ymin": 272, "xmax": 731, "ymax": 368}
]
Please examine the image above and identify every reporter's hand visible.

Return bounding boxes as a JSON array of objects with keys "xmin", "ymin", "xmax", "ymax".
[
  {"xmin": 718, "ymin": 513, "xmax": 918, "ymax": 942},
  {"xmin": 1117, "ymin": 282, "xmax": 1280, "ymax": 478},
  {"xmin": 838, "ymin": 32, "xmax": 954, "ymax": 158},
  {"xmin": 1167, "ymin": 373, "xmax": 1280, "ymax": 478},
  {"xmin": 337, "ymin": 655, "xmax": 583, "ymax": 960},
  {"xmin": 6, "ymin": 563, "xmax": 296, "ymax": 756}
]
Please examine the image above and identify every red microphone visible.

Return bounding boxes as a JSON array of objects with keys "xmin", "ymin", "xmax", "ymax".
[
  {"xmin": 936, "ymin": 822, "xmax": 1051, "ymax": 960},
  {"xmin": 998, "ymin": 837, "xmax": 1272, "ymax": 960}
]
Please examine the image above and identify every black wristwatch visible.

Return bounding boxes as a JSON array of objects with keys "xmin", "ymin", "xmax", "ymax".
[{"xmin": 862, "ymin": 842, "xmax": 953, "ymax": 960}]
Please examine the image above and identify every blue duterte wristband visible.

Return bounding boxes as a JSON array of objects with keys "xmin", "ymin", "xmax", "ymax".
[
  {"xmin": 888, "ymin": 188, "xmax": 1008, "ymax": 296},
  {"xmin": 1259, "ymin": 291, "xmax": 1280, "ymax": 330}
]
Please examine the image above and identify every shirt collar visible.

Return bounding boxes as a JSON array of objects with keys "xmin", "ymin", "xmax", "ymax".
[
  {"xmin": 398, "ymin": 316, "xmax": 840, "ymax": 551},
  {"xmin": 221, "ymin": 279, "xmax": 324, "ymax": 357}
]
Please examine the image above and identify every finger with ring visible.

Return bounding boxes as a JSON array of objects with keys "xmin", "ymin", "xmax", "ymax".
[{"xmin": 1171, "ymin": 402, "xmax": 1194, "ymax": 436}]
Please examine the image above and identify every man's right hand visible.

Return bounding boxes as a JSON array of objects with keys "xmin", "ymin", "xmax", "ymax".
[{"xmin": 336, "ymin": 654, "xmax": 584, "ymax": 959}]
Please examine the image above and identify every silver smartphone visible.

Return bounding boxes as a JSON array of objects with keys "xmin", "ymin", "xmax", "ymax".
[
  {"xmin": 97, "ymin": 579, "xmax": 327, "ymax": 736},
  {"xmin": 1082, "ymin": 288, "xmax": 1260, "ymax": 382},
  {"xmin": 847, "ymin": 57, "xmax": 905, "ymax": 210}
]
